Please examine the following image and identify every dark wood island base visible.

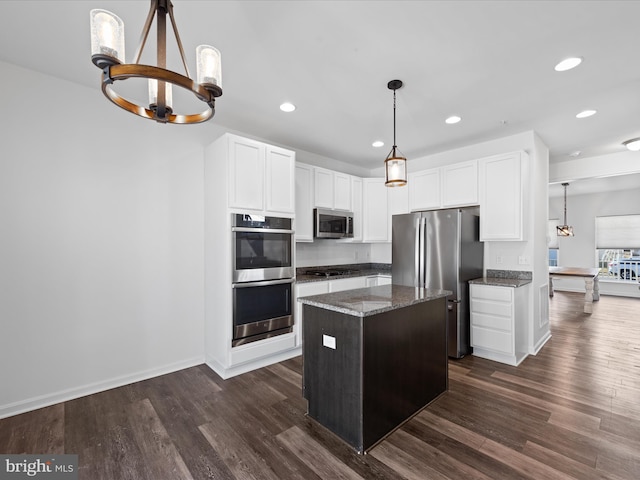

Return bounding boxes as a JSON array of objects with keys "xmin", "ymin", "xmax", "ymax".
[{"xmin": 299, "ymin": 284, "xmax": 450, "ymax": 453}]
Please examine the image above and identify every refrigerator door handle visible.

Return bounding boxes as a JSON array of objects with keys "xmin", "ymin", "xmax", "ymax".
[
  {"xmin": 419, "ymin": 216, "xmax": 426, "ymax": 287},
  {"xmin": 414, "ymin": 216, "xmax": 421, "ymax": 287}
]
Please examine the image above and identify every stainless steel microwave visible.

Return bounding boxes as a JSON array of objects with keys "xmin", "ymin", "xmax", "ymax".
[{"xmin": 314, "ymin": 208, "xmax": 354, "ymax": 239}]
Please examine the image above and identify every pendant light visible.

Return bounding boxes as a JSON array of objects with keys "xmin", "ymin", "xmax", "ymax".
[
  {"xmin": 557, "ymin": 182, "xmax": 574, "ymax": 236},
  {"xmin": 384, "ymin": 80, "xmax": 407, "ymax": 187},
  {"xmin": 90, "ymin": 0, "xmax": 222, "ymax": 124}
]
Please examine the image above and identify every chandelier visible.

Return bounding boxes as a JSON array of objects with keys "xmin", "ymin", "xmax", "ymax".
[
  {"xmin": 90, "ymin": 0, "xmax": 222, "ymax": 124},
  {"xmin": 384, "ymin": 80, "xmax": 407, "ymax": 187},
  {"xmin": 557, "ymin": 182, "xmax": 574, "ymax": 236}
]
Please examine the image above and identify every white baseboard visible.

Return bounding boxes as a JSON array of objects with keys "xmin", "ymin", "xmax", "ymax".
[
  {"xmin": 0, "ymin": 356, "xmax": 204, "ymax": 420},
  {"xmin": 206, "ymin": 347, "xmax": 301, "ymax": 379},
  {"xmin": 532, "ymin": 331, "xmax": 552, "ymax": 355}
]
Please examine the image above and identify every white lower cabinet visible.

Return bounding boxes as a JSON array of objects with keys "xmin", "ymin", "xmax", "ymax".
[
  {"xmin": 295, "ymin": 275, "xmax": 391, "ymax": 346},
  {"xmin": 329, "ymin": 276, "xmax": 368, "ymax": 292},
  {"xmin": 294, "ymin": 281, "xmax": 330, "ymax": 347},
  {"xmin": 367, "ymin": 275, "xmax": 392, "ymax": 287},
  {"xmin": 470, "ymin": 283, "xmax": 529, "ymax": 366}
]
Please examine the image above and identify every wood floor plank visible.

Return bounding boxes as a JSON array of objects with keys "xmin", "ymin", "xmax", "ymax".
[
  {"xmin": 125, "ymin": 398, "xmax": 194, "ymax": 480},
  {"xmin": 0, "ymin": 403, "xmax": 64, "ymax": 454},
  {"xmin": 379, "ymin": 428, "xmax": 495, "ymax": 480},
  {"xmin": 199, "ymin": 417, "xmax": 284, "ymax": 480},
  {"xmin": 521, "ymin": 441, "xmax": 622, "ymax": 480},
  {"xmin": 1, "ymin": 291, "xmax": 640, "ymax": 479},
  {"xmin": 276, "ymin": 426, "xmax": 364, "ymax": 480},
  {"xmin": 369, "ymin": 437, "xmax": 450, "ymax": 480}
]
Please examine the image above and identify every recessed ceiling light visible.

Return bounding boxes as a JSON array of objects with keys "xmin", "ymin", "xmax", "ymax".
[
  {"xmin": 554, "ymin": 57, "xmax": 582, "ymax": 72},
  {"xmin": 445, "ymin": 115, "xmax": 461, "ymax": 124},
  {"xmin": 372, "ymin": 140, "xmax": 384, "ymax": 148},
  {"xmin": 279, "ymin": 102, "xmax": 296, "ymax": 112},
  {"xmin": 569, "ymin": 150, "xmax": 581, "ymax": 157},
  {"xmin": 622, "ymin": 138, "xmax": 640, "ymax": 151},
  {"xmin": 576, "ymin": 109, "xmax": 596, "ymax": 119}
]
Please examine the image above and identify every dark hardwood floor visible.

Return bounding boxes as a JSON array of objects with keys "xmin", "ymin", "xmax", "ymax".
[{"xmin": 2, "ymin": 291, "xmax": 640, "ymax": 479}]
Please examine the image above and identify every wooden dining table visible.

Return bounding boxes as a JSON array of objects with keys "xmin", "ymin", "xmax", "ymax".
[{"xmin": 549, "ymin": 266, "xmax": 600, "ymax": 313}]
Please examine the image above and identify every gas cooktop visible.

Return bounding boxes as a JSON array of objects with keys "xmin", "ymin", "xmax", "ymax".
[{"xmin": 304, "ymin": 268, "xmax": 354, "ymax": 277}]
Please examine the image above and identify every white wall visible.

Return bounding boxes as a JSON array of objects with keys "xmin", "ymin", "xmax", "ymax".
[{"xmin": 0, "ymin": 61, "xmax": 207, "ymax": 417}]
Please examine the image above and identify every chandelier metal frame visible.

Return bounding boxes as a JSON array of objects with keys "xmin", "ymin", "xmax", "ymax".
[{"xmin": 91, "ymin": 0, "xmax": 222, "ymax": 124}]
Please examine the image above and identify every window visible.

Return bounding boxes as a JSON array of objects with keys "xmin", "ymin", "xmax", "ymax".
[
  {"xmin": 548, "ymin": 219, "xmax": 559, "ymax": 266},
  {"xmin": 595, "ymin": 215, "xmax": 640, "ymax": 281}
]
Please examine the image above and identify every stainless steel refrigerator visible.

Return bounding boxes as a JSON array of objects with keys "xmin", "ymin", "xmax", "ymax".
[{"xmin": 392, "ymin": 207, "xmax": 483, "ymax": 358}]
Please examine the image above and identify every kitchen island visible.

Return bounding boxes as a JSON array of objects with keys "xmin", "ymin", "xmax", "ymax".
[{"xmin": 298, "ymin": 284, "xmax": 451, "ymax": 453}]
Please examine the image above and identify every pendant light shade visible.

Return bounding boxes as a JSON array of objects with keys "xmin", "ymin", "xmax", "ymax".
[
  {"xmin": 89, "ymin": 0, "xmax": 222, "ymax": 124},
  {"xmin": 385, "ymin": 80, "xmax": 407, "ymax": 187},
  {"xmin": 557, "ymin": 182, "xmax": 574, "ymax": 236}
]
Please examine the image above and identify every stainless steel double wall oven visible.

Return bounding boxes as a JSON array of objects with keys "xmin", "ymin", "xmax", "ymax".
[{"xmin": 231, "ymin": 214, "xmax": 294, "ymax": 346}]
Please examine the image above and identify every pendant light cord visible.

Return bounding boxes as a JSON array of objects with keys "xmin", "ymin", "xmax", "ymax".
[
  {"xmin": 563, "ymin": 183, "xmax": 569, "ymax": 224},
  {"xmin": 392, "ymin": 88, "xmax": 397, "ymax": 150}
]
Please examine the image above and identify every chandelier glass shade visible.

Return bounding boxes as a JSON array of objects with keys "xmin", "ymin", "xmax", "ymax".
[
  {"xmin": 384, "ymin": 80, "xmax": 407, "ymax": 187},
  {"xmin": 90, "ymin": 1, "xmax": 222, "ymax": 124},
  {"xmin": 557, "ymin": 182, "xmax": 574, "ymax": 236}
]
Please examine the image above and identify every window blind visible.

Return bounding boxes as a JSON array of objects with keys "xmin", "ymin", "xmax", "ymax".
[{"xmin": 595, "ymin": 215, "xmax": 640, "ymax": 249}]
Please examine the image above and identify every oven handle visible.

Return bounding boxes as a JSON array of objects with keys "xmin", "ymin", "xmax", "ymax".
[
  {"xmin": 231, "ymin": 227, "xmax": 295, "ymax": 234},
  {"xmin": 232, "ymin": 278, "xmax": 295, "ymax": 288}
]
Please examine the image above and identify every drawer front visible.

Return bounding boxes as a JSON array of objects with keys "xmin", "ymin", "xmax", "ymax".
[
  {"xmin": 471, "ymin": 284, "xmax": 513, "ymax": 302},
  {"xmin": 472, "ymin": 326, "xmax": 513, "ymax": 354},
  {"xmin": 471, "ymin": 312, "xmax": 512, "ymax": 332},
  {"xmin": 471, "ymin": 298, "xmax": 513, "ymax": 318}
]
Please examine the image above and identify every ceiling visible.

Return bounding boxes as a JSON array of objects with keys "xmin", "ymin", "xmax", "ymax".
[{"xmin": 1, "ymin": 1, "xmax": 640, "ymax": 178}]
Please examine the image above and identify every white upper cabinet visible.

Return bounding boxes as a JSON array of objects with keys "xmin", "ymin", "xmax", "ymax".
[
  {"xmin": 409, "ymin": 159, "xmax": 478, "ymax": 211},
  {"xmin": 409, "ymin": 168, "xmax": 440, "ymax": 211},
  {"xmin": 227, "ymin": 134, "xmax": 295, "ymax": 214},
  {"xmin": 441, "ymin": 159, "xmax": 478, "ymax": 207},
  {"xmin": 314, "ymin": 167, "xmax": 334, "ymax": 209},
  {"xmin": 228, "ymin": 136, "xmax": 265, "ymax": 211},
  {"xmin": 478, "ymin": 151, "xmax": 527, "ymax": 241},
  {"xmin": 314, "ymin": 167, "xmax": 352, "ymax": 211},
  {"xmin": 350, "ymin": 176, "xmax": 363, "ymax": 242},
  {"xmin": 265, "ymin": 146, "xmax": 296, "ymax": 213},
  {"xmin": 295, "ymin": 163, "xmax": 314, "ymax": 242},
  {"xmin": 333, "ymin": 172, "xmax": 352, "ymax": 211},
  {"xmin": 362, "ymin": 178, "xmax": 389, "ymax": 242}
]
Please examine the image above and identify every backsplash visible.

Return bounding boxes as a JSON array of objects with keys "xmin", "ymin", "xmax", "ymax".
[
  {"xmin": 295, "ymin": 241, "xmax": 372, "ymax": 267},
  {"xmin": 486, "ymin": 269, "xmax": 533, "ymax": 280}
]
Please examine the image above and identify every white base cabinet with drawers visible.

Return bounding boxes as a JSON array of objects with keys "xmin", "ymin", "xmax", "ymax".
[
  {"xmin": 294, "ymin": 275, "xmax": 392, "ymax": 347},
  {"xmin": 470, "ymin": 283, "xmax": 529, "ymax": 366}
]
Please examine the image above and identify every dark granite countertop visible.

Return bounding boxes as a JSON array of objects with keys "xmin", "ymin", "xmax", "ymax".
[
  {"xmin": 469, "ymin": 269, "xmax": 532, "ymax": 288},
  {"xmin": 296, "ymin": 263, "xmax": 391, "ymax": 284},
  {"xmin": 297, "ymin": 284, "xmax": 451, "ymax": 317},
  {"xmin": 469, "ymin": 277, "xmax": 532, "ymax": 288}
]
